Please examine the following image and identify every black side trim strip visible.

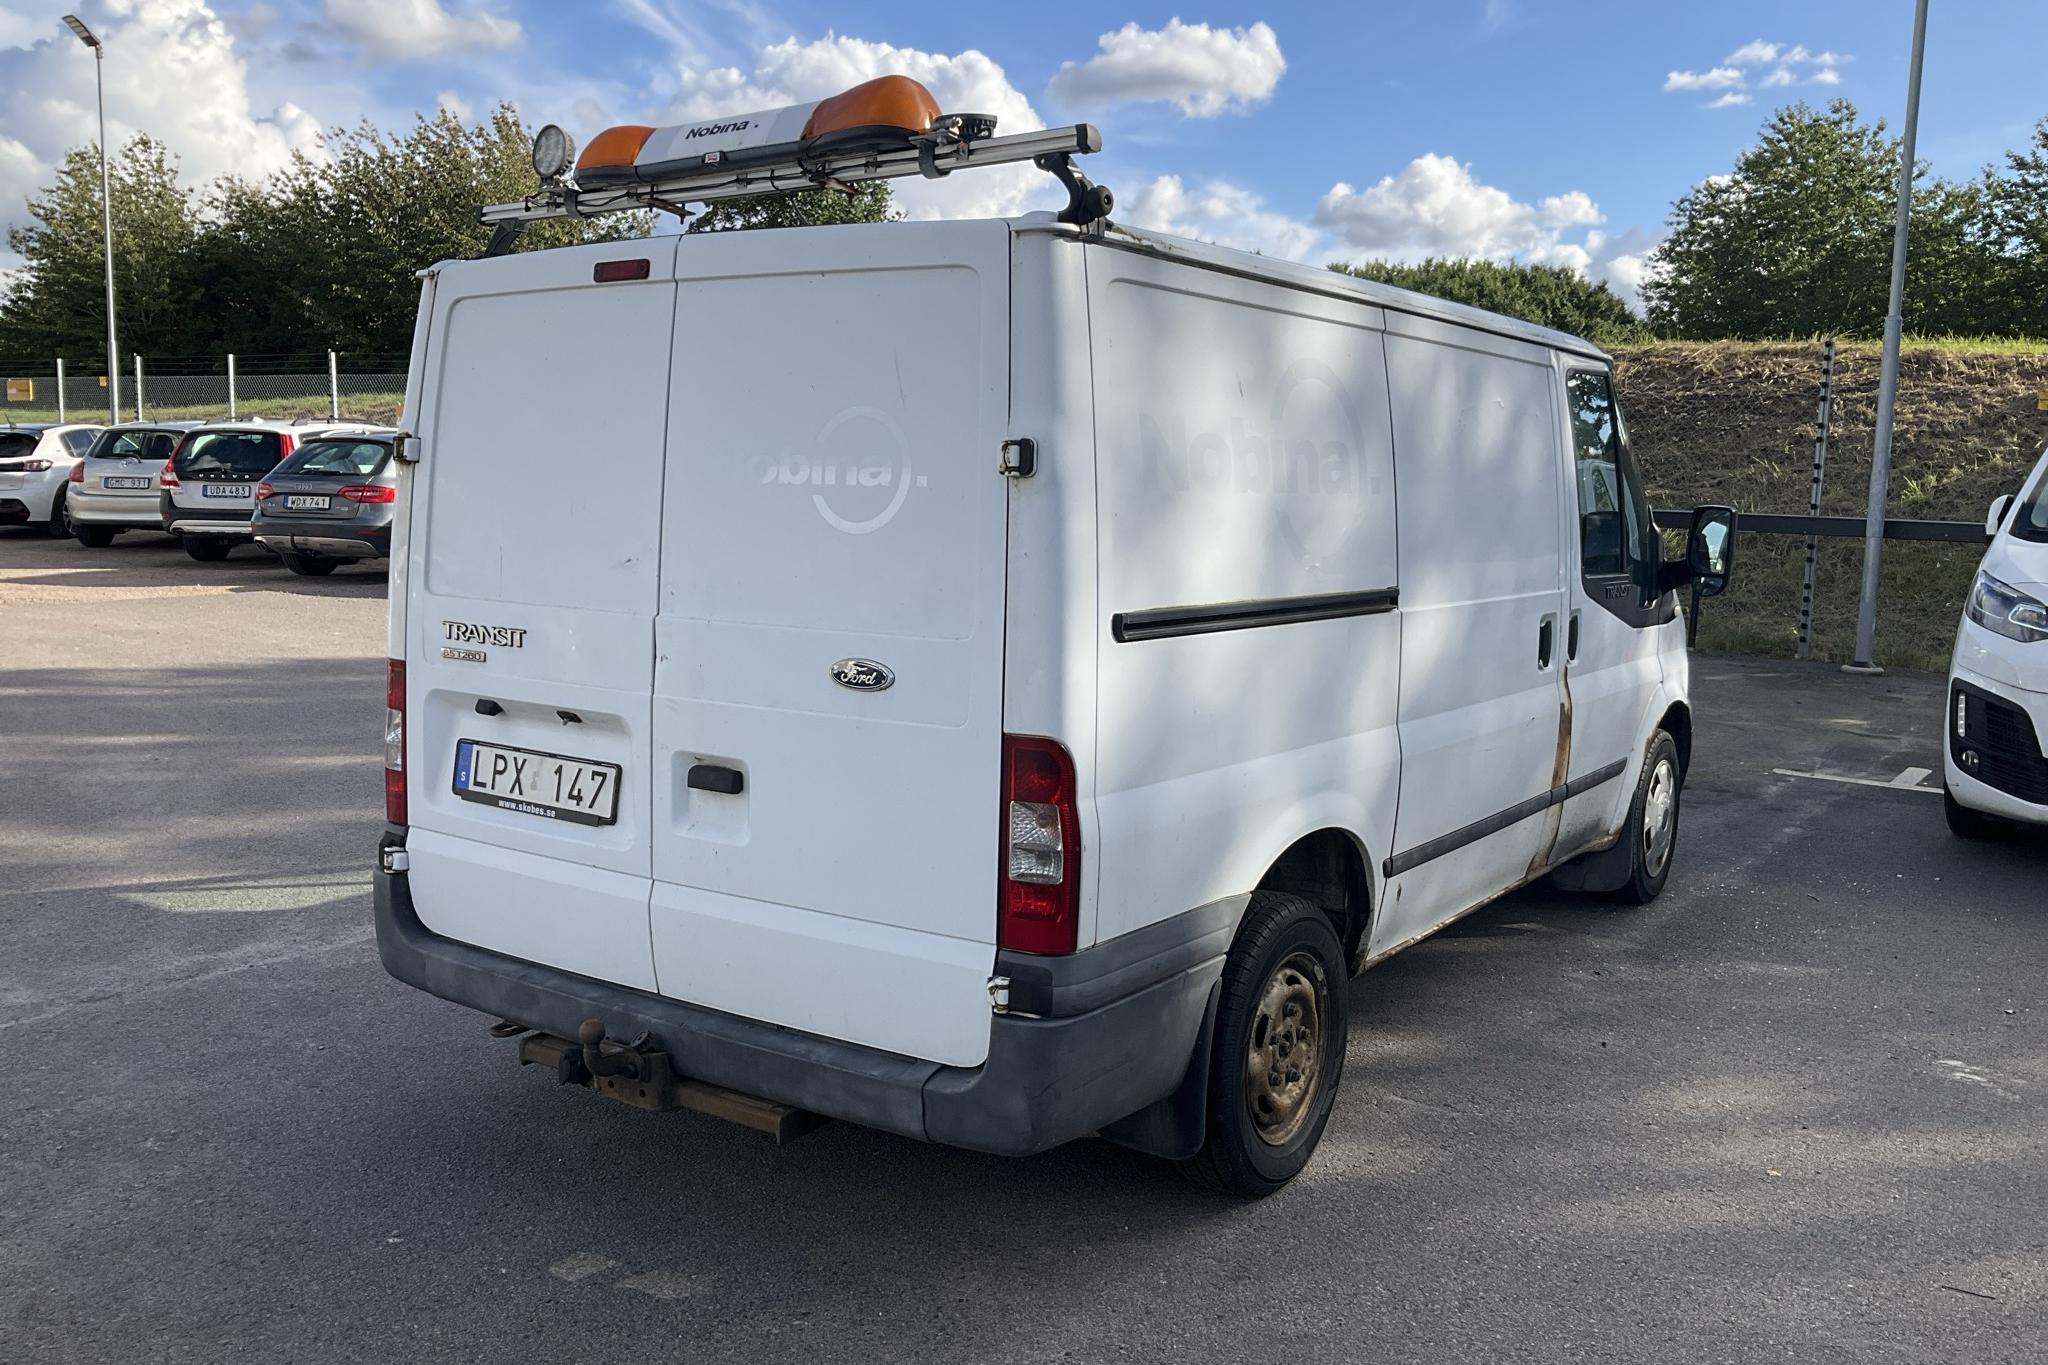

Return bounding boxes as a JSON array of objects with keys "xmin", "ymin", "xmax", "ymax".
[
  {"xmin": 1383, "ymin": 758, "xmax": 1629, "ymax": 878},
  {"xmin": 1113, "ymin": 587, "xmax": 1398, "ymax": 643}
]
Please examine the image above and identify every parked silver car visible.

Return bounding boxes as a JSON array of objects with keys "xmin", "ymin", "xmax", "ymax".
[
  {"xmin": 67, "ymin": 422, "xmax": 205, "ymax": 546},
  {"xmin": 251, "ymin": 433, "xmax": 399, "ymax": 575}
]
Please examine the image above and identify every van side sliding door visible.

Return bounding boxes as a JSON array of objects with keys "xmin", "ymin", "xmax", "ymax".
[{"xmin": 1374, "ymin": 319, "xmax": 1568, "ymax": 951}]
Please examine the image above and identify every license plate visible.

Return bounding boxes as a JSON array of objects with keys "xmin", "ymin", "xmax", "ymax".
[
  {"xmin": 103, "ymin": 476, "xmax": 150, "ymax": 489},
  {"xmin": 202, "ymin": 483, "xmax": 251, "ymax": 499},
  {"xmin": 284, "ymin": 494, "xmax": 331, "ymax": 510},
  {"xmin": 453, "ymin": 740, "xmax": 620, "ymax": 826}
]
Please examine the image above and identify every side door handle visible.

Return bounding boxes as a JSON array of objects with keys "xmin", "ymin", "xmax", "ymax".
[
  {"xmin": 1567, "ymin": 610, "xmax": 1581, "ymax": 663},
  {"xmin": 687, "ymin": 763, "xmax": 745, "ymax": 795},
  {"xmin": 1537, "ymin": 614, "xmax": 1556, "ymax": 671}
]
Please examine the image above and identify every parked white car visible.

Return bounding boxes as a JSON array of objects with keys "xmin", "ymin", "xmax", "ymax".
[
  {"xmin": 371, "ymin": 82, "xmax": 1737, "ymax": 1195},
  {"xmin": 0, "ymin": 422, "xmax": 104, "ymax": 535},
  {"xmin": 1945, "ymin": 442, "xmax": 2048, "ymax": 836},
  {"xmin": 159, "ymin": 419, "xmax": 384, "ymax": 562},
  {"xmin": 67, "ymin": 422, "xmax": 205, "ymax": 546}
]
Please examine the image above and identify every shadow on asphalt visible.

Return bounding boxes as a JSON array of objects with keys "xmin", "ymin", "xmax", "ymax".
[{"xmin": 0, "ymin": 526, "xmax": 387, "ymax": 594}]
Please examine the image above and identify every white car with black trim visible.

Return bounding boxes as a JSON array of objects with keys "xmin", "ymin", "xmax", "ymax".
[
  {"xmin": 67, "ymin": 422, "xmax": 205, "ymax": 545},
  {"xmin": 372, "ymin": 77, "xmax": 1738, "ymax": 1196},
  {"xmin": 159, "ymin": 419, "xmax": 382, "ymax": 562},
  {"xmin": 1945, "ymin": 442, "xmax": 2048, "ymax": 836},
  {"xmin": 0, "ymin": 422, "xmax": 103, "ymax": 535}
]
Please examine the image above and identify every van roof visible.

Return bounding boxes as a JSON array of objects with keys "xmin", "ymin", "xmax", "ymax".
[{"xmin": 1047, "ymin": 216, "xmax": 1612, "ymax": 363}]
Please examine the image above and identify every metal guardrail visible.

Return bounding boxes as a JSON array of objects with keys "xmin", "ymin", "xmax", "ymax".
[{"xmin": 1653, "ymin": 509, "xmax": 1988, "ymax": 545}]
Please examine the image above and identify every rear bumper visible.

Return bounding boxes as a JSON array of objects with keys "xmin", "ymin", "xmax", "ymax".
[
  {"xmin": 0, "ymin": 474, "xmax": 59, "ymax": 522},
  {"xmin": 253, "ymin": 518, "xmax": 390, "ymax": 559},
  {"xmin": 68, "ymin": 486, "xmax": 161, "ymax": 528},
  {"xmin": 374, "ymin": 856, "xmax": 1232, "ymax": 1157}
]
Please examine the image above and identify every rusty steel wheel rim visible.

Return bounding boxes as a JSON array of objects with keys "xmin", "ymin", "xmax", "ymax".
[
  {"xmin": 1245, "ymin": 950, "xmax": 1326, "ymax": 1146},
  {"xmin": 1643, "ymin": 755, "xmax": 1677, "ymax": 879}
]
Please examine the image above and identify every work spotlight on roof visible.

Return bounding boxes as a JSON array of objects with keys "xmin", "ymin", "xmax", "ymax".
[{"xmin": 481, "ymin": 75, "xmax": 1109, "ymax": 252}]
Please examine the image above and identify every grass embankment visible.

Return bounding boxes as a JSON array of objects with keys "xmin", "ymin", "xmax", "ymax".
[
  {"xmin": 1614, "ymin": 340, "xmax": 2048, "ymax": 670},
  {"xmin": 2, "ymin": 393, "xmax": 406, "ymax": 426}
]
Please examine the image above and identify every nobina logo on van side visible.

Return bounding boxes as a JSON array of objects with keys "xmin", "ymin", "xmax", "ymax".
[{"xmin": 442, "ymin": 620, "xmax": 527, "ymax": 649}]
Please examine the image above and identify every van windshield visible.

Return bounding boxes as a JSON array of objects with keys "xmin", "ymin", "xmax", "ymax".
[
  {"xmin": 87, "ymin": 428, "xmax": 182, "ymax": 461},
  {"xmin": 282, "ymin": 439, "xmax": 390, "ymax": 478},
  {"xmin": 176, "ymin": 431, "xmax": 284, "ymax": 476}
]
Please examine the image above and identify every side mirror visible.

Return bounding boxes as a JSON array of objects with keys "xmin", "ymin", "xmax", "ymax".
[
  {"xmin": 1987, "ymin": 494, "xmax": 2013, "ymax": 539},
  {"xmin": 1687, "ymin": 504, "xmax": 1737, "ymax": 599}
]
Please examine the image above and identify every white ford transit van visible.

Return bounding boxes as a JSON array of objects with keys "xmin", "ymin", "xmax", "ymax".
[{"xmin": 373, "ymin": 81, "xmax": 1737, "ymax": 1195}]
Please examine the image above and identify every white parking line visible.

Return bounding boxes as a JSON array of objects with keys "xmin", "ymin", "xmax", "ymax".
[{"xmin": 1770, "ymin": 766, "xmax": 1942, "ymax": 794}]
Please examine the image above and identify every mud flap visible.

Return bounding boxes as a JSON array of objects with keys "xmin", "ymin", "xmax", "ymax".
[
  {"xmin": 1547, "ymin": 831, "xmax": 1633, "ymax": 893},
  {"xmin": 1094, "ymin": 980, "xmax": 1221, "ymax": 1161}
]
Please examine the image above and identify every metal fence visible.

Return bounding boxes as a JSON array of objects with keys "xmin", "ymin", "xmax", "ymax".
[{"xmin": 0, "ymin": 353, "xmax": 407, "ymax": 424}]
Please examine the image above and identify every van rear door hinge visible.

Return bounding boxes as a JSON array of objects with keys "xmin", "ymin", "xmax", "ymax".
[
  {"xmin": 999, "ymin": 438, "xmax": 1037, "ymax": 479},
  {"xmin": 987, "ymin": 976, "xmax": 1012, "ymax": 1014}
]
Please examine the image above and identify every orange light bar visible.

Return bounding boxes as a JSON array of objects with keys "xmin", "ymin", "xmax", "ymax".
[
  {"xmin": 801, "ymin": 75, "xmax": 941, "ymax": 141},
  {"xmin": 576, "ymin": 124, "xmax": 655, "ymax": 173}
]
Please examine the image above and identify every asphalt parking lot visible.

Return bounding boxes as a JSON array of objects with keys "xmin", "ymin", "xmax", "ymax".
[{"xmin": 2, "ymin": 527, "xmax": 2043, "ymax": 1365}]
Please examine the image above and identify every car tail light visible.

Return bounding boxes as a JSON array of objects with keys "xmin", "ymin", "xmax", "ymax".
[
  {"xmin": 23, "ymin": 458, "xmax": 53, "ymax": 472},
  {"xmin": 278, "ymin": 435, "xmax": 295, "ymax": 458},
  {"xmin": 159, "ymin": 460, "xmax": 179, "ymax": 489},
  {"xmin": 384, "ymin": 659, "xmax": 407, "ymax": 826},
  {"xmin": 999, "ymin": 734, "xmax": 1080, "ymax": 955},
  {"xmin": 68, "ymin": 462, "xmax": 85, "ymax": 483},
  {"xmin": 255, "ymin": 482, "xmax": 274, "ymax": 501},
  {"xmin": 339, "ymin": 484, "xmax": 397, "ymax": 503}
]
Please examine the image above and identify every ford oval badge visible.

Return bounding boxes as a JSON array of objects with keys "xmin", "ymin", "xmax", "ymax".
[{"xmin": 830, "ymin": 658, "xmax": 895, "ymax": 692}]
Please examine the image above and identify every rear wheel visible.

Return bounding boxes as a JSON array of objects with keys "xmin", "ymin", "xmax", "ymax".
[
  {"xmin": 183, "ymin": 538, "xmax": 233, "ymax": 562},
  {"xmin": 280, "ymin": 553, "xmax": 337, "ymax": 577},
  {"xmin": 74, "ymin": 523, "xmax": 117, "ymax": 548},
  {"xmin": 1179, "ymin": 891, "xmax": 1347, "ymax": 1198},
  {"xmin": 1944, "ymin": 788, "xmax": 2003, "ymax": 840},
  {"xmin": 1612, "ymin": 730, "xmax": 1681, "ymax": 905},
  {"xmin": 43, "ymin": 487, "xmax": 69, "ymax": 538}
]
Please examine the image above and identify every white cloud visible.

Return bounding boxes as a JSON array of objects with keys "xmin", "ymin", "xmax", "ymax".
[
  {"xmin": 1725, "ymin": 40, "xmax": 1779, "ymax": 65},
  {"xmin": 436, "ymin": 89, "xmax": 473, "ymax": 121},
  {"xmin": 1539, "ymin": 190, "xmax": 1603, "ymax": 229},
  {"xmin": 661, "ymin": 35, "xmax": 1051, "ymax": 221},
  {"xmin": 1664, "ymin": 66, "xmax": 1744, "ymax": 92},
  {"xmin": 1045, "ymin": 19, "xmax": 1285, "ymax": 118},
  {"xmin": 0, "ymin": 5, "xmax": 43, "ymax": 49},
  {"xmin": 1315, "ymin": 154, "xmax": 1572, "ymax": 260},
  {"xmin": 1121, "ymin": 174, "xmax": 1320, "ymax": 260},
  {"xmin": 0, "ymin": 0, "xmax": 327, "ymax": 266},
  {"xmin": 1810, "ymin": 66, "xmax": 1841, "ymax": 86},
  {"xmin": 320, "ymin": 0, "xmax": 520, "ymax": 60},
  {"xmin": 1760, "ymin": 67, "xmax": 1795, "ymax": 89},
  {"xmin": 1707, "ymin": 91, "xmax": 1751, "ymax": 109}
]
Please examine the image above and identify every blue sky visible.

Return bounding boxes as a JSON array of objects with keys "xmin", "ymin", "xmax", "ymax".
[{"xmin": 3, "ymin": 1, "xmax": 2046, "ymax": 309}]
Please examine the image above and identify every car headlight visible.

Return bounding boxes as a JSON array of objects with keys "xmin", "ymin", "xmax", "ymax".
[{"xmin": 1966, "ymin": 570, "xmax": 2048, "ymax": 643}]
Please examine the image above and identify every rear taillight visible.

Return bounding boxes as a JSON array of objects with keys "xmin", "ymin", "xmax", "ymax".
[
  {"xmin": 999, "ymin": 734, "xmax": 1080, "ymax": 955},
  {"xmin": 159, "ymin": 460, "xmax": 179, "ymax": 489},
  {"xmin": 255, "ymin": 482, "xmax": 274, "ymax": 501},
  {"xmin": 67, "ymin": 462, "xmax": 85, "ymax": 483},
  {"xmin": 384, "ymin": 659, "xmax": 407, "ymax": 826},
  {"xmin": 24, "ymin": 458, "xmax": 53, "ymax": 472},
  {"xmin": 278, "ymin": 435, "xmax": 295, "ymax": 458},
  {"xmin": 339, "ymin": 484, "xmax": 396, "ymax": 503}
]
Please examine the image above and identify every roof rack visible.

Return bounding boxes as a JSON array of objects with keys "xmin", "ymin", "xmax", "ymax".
[{"xmin": 478, "ymin": 75, "xmax": 1110, "ymax": 255}]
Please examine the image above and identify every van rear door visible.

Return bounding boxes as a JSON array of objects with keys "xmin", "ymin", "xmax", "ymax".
[
  {"xmin": 402, "ymin": 240, "xmax": 680, "ymax": 990},
  {"xmin": 648, "ymin": 222, "xmax": 1011, "ymax": 1067}
]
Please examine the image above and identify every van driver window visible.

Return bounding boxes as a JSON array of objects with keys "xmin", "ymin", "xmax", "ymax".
[{"xmin": 1568, "ymin": 370, "xmax": 1629, "ymax": 576}]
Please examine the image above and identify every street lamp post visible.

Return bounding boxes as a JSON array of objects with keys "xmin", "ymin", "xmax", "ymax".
[{"xmin": 63, "ymin": 14, "xmax": 120, "ymax": 426}]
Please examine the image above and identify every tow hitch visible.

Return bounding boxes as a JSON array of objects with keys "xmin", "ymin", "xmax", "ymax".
[{"xmin": 504, "ymin": 1018, "xmax": 828, "ymax": 1144}]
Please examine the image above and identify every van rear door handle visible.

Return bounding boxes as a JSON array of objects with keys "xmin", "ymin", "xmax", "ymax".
[{"xmin": 687, "ymin": 763, "xmax": 744, "ymax": 795}]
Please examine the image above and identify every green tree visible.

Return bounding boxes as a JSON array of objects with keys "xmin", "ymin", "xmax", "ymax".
[
  {"xmin": 1327, "ymin": 256, "xmax": 1643, "ymax": 342},
  {"xmin": 0, "ymin": 136, "xmax": 201, "ymax": 361},
  {"xmin": 1643, "ymin": 100, "xmax": 2006, "ymax": 338},
  {"xmin": 686, "ymin": 182, "xmax": 896, "ymax": 233},
  {"xmin": 1987, "ymin": 118, "xmax": 2048, "ymax": 336}
]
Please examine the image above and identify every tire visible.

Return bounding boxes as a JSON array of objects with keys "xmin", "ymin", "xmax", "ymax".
[
  {"xmin": 280, "ymin": 553, "xmax": 337, "ymax": 577},
  {"xmin": 1611, "ymin": 730, "xmax": 1682, "ymax": 905},
  {"xmin": 43, "ymin": 487, "xmax": 69, "ymax": 538},
  {"xmin": 1944, "ymin": 788, "xmax": 2003, "ymax": 840},
  {"xmin": 1179, "ymin": 891, "xmax": 1347, "ymax": 1198},
  {"xmin": 183, "ymin": 538, "xmax": 234, "ymax": 562},
  {"xmin": 74, "ymin": 524, "xmax": 117, "ymax": 548}
]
